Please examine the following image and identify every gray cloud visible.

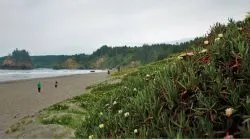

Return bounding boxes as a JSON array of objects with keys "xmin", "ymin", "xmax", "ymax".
[{"xmin": 0, "ymin": 0, "xmax": 249, "ymax": 56}]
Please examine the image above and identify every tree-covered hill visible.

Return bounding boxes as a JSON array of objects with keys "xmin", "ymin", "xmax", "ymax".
[
  {"xmin": 0, "ymin": 49, "xmax": 33, "ymax": 69},
  {"xmin": 88, "ymin": 43, "xmax": 190, "ymax": 68},
  {"xmin": 1, "ymin": 42, "xmax": 192, "ymax": 69},
  {"xmin": 54, "ymin": 42, "xmax": 192, "ymax": 69},
  {"xmin": 31, "ymin": 55, "xmax": 70, "ymax": 68}
]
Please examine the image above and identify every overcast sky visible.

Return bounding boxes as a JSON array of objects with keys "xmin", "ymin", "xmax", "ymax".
[{"xmin": 0, "ymin": 0, "xmax": 249, "ymax": 56}]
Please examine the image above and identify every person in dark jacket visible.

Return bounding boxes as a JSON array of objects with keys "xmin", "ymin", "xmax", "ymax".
[{"xmin": 55, "ymin": 81, "xmax": 58, "ymax": 88}]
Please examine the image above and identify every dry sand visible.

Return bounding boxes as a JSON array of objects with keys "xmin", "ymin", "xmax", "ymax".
[{"xmin": 0, "ymin": 72, "xmax": 107, "ymax": 137}]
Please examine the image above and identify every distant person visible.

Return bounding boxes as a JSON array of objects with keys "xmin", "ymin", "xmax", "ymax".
[
  {"xmin": 37, "ymin": 81, "xmax": 42, "ymax": 93},
  {"xmin": 107, "ymin": 70, "xmax": 110, "ymax": 74},
  {"xmin": 55, "ymin": 81, "xmax": 58, "ymax": 88},
  {"xmin": 117, "ymin": 66, "xmax": 121, "ymax": 72}
]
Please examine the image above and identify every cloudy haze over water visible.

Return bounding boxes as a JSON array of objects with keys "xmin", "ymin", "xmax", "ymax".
[{"xmin": 0, "ymin": 0, "xmax": 249, "ymax": 56}]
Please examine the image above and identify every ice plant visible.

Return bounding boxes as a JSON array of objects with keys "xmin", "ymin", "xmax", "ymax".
[
  {"xmin": 224, "ymin": 132, "xmax": 233, "ymax": 139},
  {"xmin": 186, "ymin": 52, "xmax": 194, "ymax": 56},
  {"xmin": 124, "ymin": 112, "xmax": 130, "ymax": 117},
  {"xmin": 225, "ymin": 108, "xmax": 234, "ymax": 117},
  {"xmin": 176, "ymin": 52, "xmax": 194, "ymax": 60},
  {"xmin": 134, "ymin": 129, "xmax": 138, "ymax": 134},
  {"xmin": 177, "ymin": 56, "xmax": 183, "ymax": 60},
  {"xmin": 89, "ymin": 135, "xmax": 94, "ymax": 139},
  {"xmin": 215, "ymin": 38, "xmax": 220, "ymax": 42},
  {"xmin": 246, "ymin": 96, "xmax": 250, "ymax": 104},
  {"xmin": 118, "ymin": 110, "xmax": 123, "ymax": 114},
  {"xmin": 146, "ymin": 116, "xmax": 153, "ymax": 122},
  {"xmin": 145, "ymin": 74, "xmax": 151, "ymax": 81},
  {"xmin": 105, "ymin": 104, "xmax": 109, "ymax": 107},
  {"xmin": 99, "ymin": 124, "xmax": 104, "ymax": 128},
  {"xmin": 177, "ymin": 54, "xmax": 186, "ymax": 60},
  {"xmin": 113, "ymin": 101, "xmax": 117, "ymax": 105},
  {"xmin": 133, "ymin": 88, "xmax": 137, "ymax": 92},
  {"xmin": 218, "ymin": 33, "xmax": 223, "ymax": 38},
  {"xmin": 199, "ymin": 49, "xmax": 208, "ymax": 54},
  {"xmin": 204, "ymin": 40, "xmax": 209, "ymax": 45}
]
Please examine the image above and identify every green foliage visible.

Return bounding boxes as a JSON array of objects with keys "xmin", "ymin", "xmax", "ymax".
[
  {"xmin": 39, "ymin": 101, "xmax": 86, "ymax": 129},
  {"xmin": 89, "ymin": 43, "xmax": 191, "ymax": 68},
  {"xmin": 11, "ymin": 49, "xmax": 31, "ymax": 62},
  {"xmin": 0, "ymin": 57, "xmax": 4, "ymax": 64},
  {"xmin": 72, "ymin": 19, "xmax": 250, "ymax": 138},
  {"xmin": 47, "ymin": 103, "xmax": 69, "ymax": 111},
  {"xmin": 51, "ymin": 43, "xmax": 190, "ymax": 69},
  {"xmin": 1, "ymin": 42, "xmax": 191, "ymax": 70},
  {"xmin": 40, "ymin": 113, "xmax": 73, "ymax": 126},
  {"xmin": 1, "ymin": 49, "xmax": 33, "ymax": 69},
  {"xmin": 31, "ymin": 55, "xmax": 69, "ymax": 68}
]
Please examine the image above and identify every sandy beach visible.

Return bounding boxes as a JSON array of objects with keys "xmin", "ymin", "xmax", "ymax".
[{"xmin": 0, "ymin": 72, "xmax": 107, "ymax": 137}]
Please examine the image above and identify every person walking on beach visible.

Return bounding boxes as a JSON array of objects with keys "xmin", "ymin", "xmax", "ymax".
[
  {"xmin": 55, "ymin": 81, "xmax": 58, "ymax": 88},
  {"xmin": 37, "ymin": 81, "xmax": 42, "ymax": 93}
]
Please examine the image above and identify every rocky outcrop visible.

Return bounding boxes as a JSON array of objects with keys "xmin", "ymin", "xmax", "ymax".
[
  {"xmin": 1, "ymin": 57, "xmax": 33, "ymax": 69},
  {"xmin": 53, "ymin": 58, "xmax": 79, "ymax": 69},
  {"xmin": 63, "ymin": 58, "xmax": 79, "ymax": 69}
]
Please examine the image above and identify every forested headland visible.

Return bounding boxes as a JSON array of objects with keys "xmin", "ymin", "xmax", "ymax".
[
  {"xmin": 0, "ymin": 41, "xmax": 195, "ymax": 69},
  {"xmin": 0, "ymin": 49, "xmax": 33, "ymax": 69}
]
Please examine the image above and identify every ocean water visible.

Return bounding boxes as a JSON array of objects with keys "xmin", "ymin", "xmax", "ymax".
[{"xmin": 0, "ymin": 69, "xmax": 106, "ymax": 82}]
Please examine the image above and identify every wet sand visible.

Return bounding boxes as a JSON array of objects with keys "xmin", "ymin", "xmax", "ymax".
[{"xmin": 0, "ymin": 72, "xmax": 107, "ymax": 137}]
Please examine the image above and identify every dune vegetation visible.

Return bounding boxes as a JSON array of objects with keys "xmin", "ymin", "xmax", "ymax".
[{"xmin": 37, "ymin": 16, "xmax": 250, "ymax": 138}]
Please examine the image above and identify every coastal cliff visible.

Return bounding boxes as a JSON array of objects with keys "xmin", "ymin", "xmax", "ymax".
[{"xmin": 1, "ymin": 49, "xmax": 33, "ymax": 69}]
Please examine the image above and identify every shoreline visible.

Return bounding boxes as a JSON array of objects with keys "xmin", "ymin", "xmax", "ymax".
[
  {"xmin": 0, "ymin": 69, "xmax": 107, "ymax": 83},
  {"xmin": 0, "ymin": 72, "xmax": 108, "ymax": 137},
  {"xmin": 0, "ymin": 72, "xmax": 106, "ymax": 84}
]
